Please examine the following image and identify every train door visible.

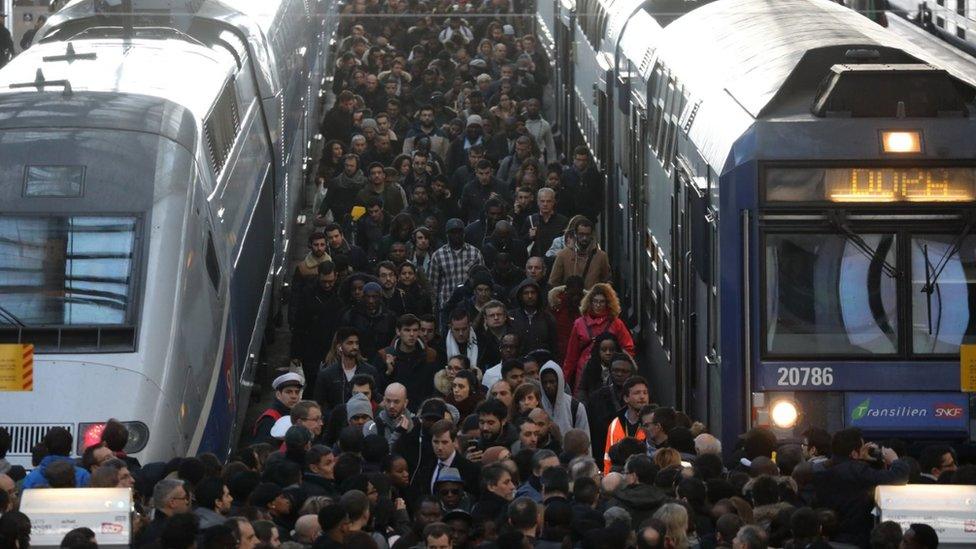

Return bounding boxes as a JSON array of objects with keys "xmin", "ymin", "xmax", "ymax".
[
  {"xmin": 555, "ymin": 12, "xmax": 574, "ymax": 157},
  {"xmin": 671, "ymin": 165, "xmax": 690, "ymax": 411},
  {"xmin": 631, "ymin": 110, "xmax": 647, "ymax": 329}
]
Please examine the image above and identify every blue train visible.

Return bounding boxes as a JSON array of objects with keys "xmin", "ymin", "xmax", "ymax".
[{"xmin": 538, "ymin": 0, "xmax": 976, "ymax": 446}]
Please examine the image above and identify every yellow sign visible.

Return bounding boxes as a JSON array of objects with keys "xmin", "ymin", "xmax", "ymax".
[
  {"xmin": 0, "ymin": 344, "xmax": 33, "ymax": 391},
  {"xmin": 828, "ymin": 168, "xmax": 976, "ymax": 203},
  {"xmin": 963, "ymin": 344, "xmax": 976, "ymax": 393}
]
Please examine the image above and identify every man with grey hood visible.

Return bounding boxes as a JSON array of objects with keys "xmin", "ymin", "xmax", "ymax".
[
  {"xmin": 364, "ymin": 382, "xmax": 415, "ymax": 446},
  {"xmin": 540, "ymin": 362, "xmax": 590, "ymax": 445}
]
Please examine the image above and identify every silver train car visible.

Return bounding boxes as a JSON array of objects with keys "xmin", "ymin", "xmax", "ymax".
[{"xmin": 0, "ymin": 0, "xmax": 337, "ymax": 465}]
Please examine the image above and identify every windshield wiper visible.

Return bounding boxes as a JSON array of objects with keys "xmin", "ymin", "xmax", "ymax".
[
  {"xmin": 0, "ymin": 304, "xmax": 25, "ymax": 327},
  {"xmin": 920, "ymin": 212, "xmax": 976, "ymax": 296},
  {"xmin": 827, "ymin": 210, "xmax": 900, "ymax": 278}
]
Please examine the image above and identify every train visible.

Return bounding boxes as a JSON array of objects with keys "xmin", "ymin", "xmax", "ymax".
[
  {"xmin": 538, "ymin": 0, "xmax": 976, "ymax": 448},
  {"xmin": 889, "ymin": 0, "xmax": 976, "ymax": 56},
  {"xmin": 0, "ymin": 0, "xmax": 337, "ymax": 466}
]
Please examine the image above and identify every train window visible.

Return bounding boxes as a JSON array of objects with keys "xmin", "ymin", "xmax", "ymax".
[
  {"xmin": 764, "ymin": 233, "xmax": 899, "ymax": 356},
  {"xmin": 0, "ymin": 216, "xmax": 139, "ymax": 326},
  {"xmin": 205, "ymin": 233, "xmax": 220, "ymax": 292},
  {"xmin": 204, "ymin": 79, "xmax": 242, "ymax": 175},
  {"xmin": 910, "ymin": 234, "xmax": 976, "ymax": 354}
]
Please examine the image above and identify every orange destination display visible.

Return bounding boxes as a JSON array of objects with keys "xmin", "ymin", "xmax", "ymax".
[{"xmin": 765, "ymin": 167, "xmax": 976, "ymax": 203}]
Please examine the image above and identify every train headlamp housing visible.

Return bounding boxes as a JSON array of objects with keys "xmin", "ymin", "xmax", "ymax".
[
  {"xmin": 769, "ymin": 400, "xmax": 800, "ymax": 429},
  {"xmin": 77, "ymin": 421, "xmax": 150, "ymax": 455},
  {"xmin": 880, "ymin": 130, "xmax": 922, "ymax": 154}
]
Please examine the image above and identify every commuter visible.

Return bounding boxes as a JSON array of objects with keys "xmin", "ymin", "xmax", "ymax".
[
  {"xmin": 548, "ymin": 218, "xmax": 611, "ymax": 290},
  {"xmin": 563, "ymin": 283, "xmax": 635, "ymax": 391}
]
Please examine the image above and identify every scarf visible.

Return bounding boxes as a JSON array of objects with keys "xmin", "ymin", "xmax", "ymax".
[{"xmin": 446, "ymin": 328, "xmax": 479, "ymax": 367}]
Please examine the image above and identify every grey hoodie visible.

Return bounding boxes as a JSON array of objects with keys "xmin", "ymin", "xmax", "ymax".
[{"xmin": 540, "ymin": 361, "xmax": 590, "ymax": 441}]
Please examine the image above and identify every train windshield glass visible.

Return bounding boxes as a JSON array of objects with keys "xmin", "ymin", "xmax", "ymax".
[
  {"xmin": 911, "ymin": 234, "xmax": 976, "ymax": 353},
  {"xmin": 0, "ymin": 216, "xmax": 138, "ymax": 327},
  {"xmin": 765, "ymin": 233, "xmax": 899, "ymax": 355}
]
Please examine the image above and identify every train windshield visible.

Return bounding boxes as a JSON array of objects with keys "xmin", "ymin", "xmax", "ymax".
[
  {"xmin": 911, "ymin": 234, "xmax": 976, "ymax": 354},
  {"xmin": 0, "ymin": 216, "xmax": 139, "ymax": 327},
  {"xmin": 765, "ymin": 233, "xmax": 899, "ymax": 355}
]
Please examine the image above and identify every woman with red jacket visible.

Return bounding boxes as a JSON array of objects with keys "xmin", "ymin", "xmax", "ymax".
[
  {"xmin": 548, "ymin": 275, "xmax": 586, "ymax": 363},
  {"xmin": 563, "ymin": 283, "xmax": 635, "ymax": 394}
]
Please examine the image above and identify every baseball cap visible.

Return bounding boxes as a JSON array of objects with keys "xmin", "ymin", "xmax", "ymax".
[{"xmin": 272, "ymin": 372, "xmax": 304, "ymax": 391}]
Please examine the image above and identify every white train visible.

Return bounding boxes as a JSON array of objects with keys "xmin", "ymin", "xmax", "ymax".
[{"xmin": 0, "ymin": 0, "xmax": 338, "ymax": 465}]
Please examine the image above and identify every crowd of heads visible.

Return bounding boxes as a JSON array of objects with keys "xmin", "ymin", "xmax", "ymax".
[{"xmin": 0, "ymin": 0, "xmax": 973, "ymax": 548}]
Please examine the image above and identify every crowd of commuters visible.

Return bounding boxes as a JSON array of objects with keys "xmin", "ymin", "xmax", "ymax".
[{"xmin": 0, "ymin": 0, "xmax": 974, "ymax": 548}]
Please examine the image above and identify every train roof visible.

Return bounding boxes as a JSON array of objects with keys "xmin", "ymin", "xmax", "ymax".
[
  {"xmin": 0, "ymin": 38, "xmax": 234, "ymax": 123},
  {"xmin": 653, "ymin": 0, "xmax": 976, "ymax": 118}
]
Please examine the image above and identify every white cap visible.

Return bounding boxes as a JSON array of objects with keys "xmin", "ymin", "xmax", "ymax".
[
  {"xmin": 272, "ymin": 372, "xmax": 304, "ymax": 391},
  {"xmin": 270, "ymin": 415, "xmax": 293, "ymax": 439}
]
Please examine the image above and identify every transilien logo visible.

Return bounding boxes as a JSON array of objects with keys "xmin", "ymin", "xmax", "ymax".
[{"xmin": 851, "ymin": 398, "xmax": 870, "ymax": 421}]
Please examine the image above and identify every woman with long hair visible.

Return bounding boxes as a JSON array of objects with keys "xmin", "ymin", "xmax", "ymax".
[
  {"xmin": 408, "ymin": 226, "xmax": 435, "ymax": 274},
  {"xmin": 397, "ymin": 261, "xmax": 433, "ymax": 316},
  {"xmin": 562, "ymin": 283, "xmax": 635, "ymax": 394},
  {"xmin": 576, "ymin": 332, "xmax": 623, "ymax": 396}
]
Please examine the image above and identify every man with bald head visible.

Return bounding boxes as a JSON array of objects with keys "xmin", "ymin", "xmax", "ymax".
[
  {"xmin": 0, "ymin": 474, "xmax": 16, "ymax": 512},
  {"xmin": 367, "ymin": 382, "xmax": 415, "ymax": 446},
  {"xmin": 293, "ymin": 514, "xmax": 322, "ymax": 545}
]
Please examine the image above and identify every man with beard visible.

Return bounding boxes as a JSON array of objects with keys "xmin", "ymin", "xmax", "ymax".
[
  {"xmin": 365, "ymin": 382, "xmax": 414, "ymax": 447},
  {"xmin": 430, "ymin": 175, "xmax": 462, "ymax": 222},
  {"xmin": 403, "ymin": 183, "xmax": 441, "ymax": 227},
  {"xmin": 323, "ymin": 223, "xmax": 368, "ymax": 273},
  {"xmin": 404, "ymin": 107, "xmax": 449, "ymax": 160},
  {"xmin": 562, "ymin": 146, "xmax": 604, "ymax": 223},
  {"xmin": 313, "ymin": 327, "xmax": 381, "ymax": 418},
  {"xmin": 341, "ymin": 282, "xmax": 398, "ymax": 360},
  {"xmin": 321, "ymin": 90, "xmax": 356, "ymax": 143},
  {"xmin": 290, "ymin": 262, "xmax": 343, "ymax": 389},
  {"xmin": 464, "ymin": 199, "xmax": 509, "ymax": 250},
  {"xmin": 497, "ymin": 135, "xmax": 541, "ymax": 189},
  {"xmin": 490, "ymin": 252, "xmax": 525, "ymax": 300},
  {"xmin": 291, "ymin": 232, "xmax": 332, "ymax": 298},
  {"xmin": 467, "ymin": 400, "xmax": 517, "ymax": 463},
  {"xmin": 356, "ymin": 162, "xmax": 405, "ymax": 216},
  {"xmin": 603, "ymin": 376, "xmax": 650, "ymax": 473},
  {"xmin": 361, "ymin": 134, "xmax": 396, "ymax": 168},
  {"xmin": 375, "ymin": 314, "xmax": 438, "ymax": 406},
  {"xmin": 319, "ymin": 154, "xmax": 366, "ymax": 227},
  {"xmin": 447, "ymin": 115, "xmax": 486, "ymax": 175},
  {"xmin": 460, "ymin": 160, "xmax": 509, "ymax": 223},
  {"xmin": 401, "ymin": 150, "xmax": 434, "ymax": 195},
  {"xmin": 377, "ymin": 261, "xmax": 407, "ymax": 316},
  {"xmin": 549, "ymin": 218, "xmax": 610, "ymax": 290},
  {"xmin": 508, "ymin": 278, "xmax": 556, "ymax": 354}
]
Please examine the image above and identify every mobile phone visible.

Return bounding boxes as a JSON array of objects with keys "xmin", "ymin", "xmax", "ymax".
[{"xmin": 465, "ymin": 439, "xmax": 480, "ymax": 452}]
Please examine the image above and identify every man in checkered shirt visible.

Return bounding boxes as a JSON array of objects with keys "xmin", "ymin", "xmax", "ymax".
[{"xmin": 429, "ymin": 218, "xmax": 484, "ymax": 321}]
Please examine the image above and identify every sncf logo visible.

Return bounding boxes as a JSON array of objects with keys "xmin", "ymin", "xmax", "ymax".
[{"xmin": 934, "ymin": 403, "xmax": 964, "ymax": 419}]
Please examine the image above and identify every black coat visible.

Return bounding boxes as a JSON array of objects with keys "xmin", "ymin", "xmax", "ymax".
[
  {"xmin": 414, "ymin": 452, "xmax": 482, "ymax": 497},
  {"xmin": 373, "ymin": 342, "xmax": 439, "ymax": 408},
  {"xmin": 812, "ymin": 457, "xmax": 910, "ymax": 547},
  {"xmin": 313, "ymin": 360, "xmax": 381, "ymax": 416},
  {"xmin": 291, "ymin": 284, "xmax": 344, "ymax": 387},
  {"xmin": 584, "ymin": 384, "xmax": 625, "ymax": 460},
  {"xmin": 320, "ymin": 105, "xmax": 354, "ymax": 144},
  {"xmin": 340, "ymin": 304, "xmax": 397, "ymax": 359},
  {"xmin": 471, "ymin": 491, "xmax": 510, "ymax": 525}
]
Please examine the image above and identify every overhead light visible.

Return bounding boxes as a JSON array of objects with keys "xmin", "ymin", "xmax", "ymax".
[
  {"xmin": 881, "ymin": 131, "xmax": 922, "ymax": 154},
  {"xmin": 770, "ymin": 400, "xmax": 800, "ymax": 429}
]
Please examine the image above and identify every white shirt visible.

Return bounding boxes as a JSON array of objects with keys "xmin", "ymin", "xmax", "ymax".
[{"xmin": 431, "ymin": 451, "xmax": 457, "ymax": 492}]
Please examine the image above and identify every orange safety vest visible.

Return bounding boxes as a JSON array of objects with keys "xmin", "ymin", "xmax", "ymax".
[{"xmin": 603, "ymin": 415, "xmax": 646, "ymax": 474}]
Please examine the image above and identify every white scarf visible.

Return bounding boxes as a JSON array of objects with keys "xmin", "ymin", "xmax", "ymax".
[{"xmin": 445, "ymin": 328, "xmax": 479, "ymax": 367}]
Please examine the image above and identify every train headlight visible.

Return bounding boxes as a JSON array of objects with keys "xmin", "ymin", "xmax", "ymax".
[
  {"xmin": 881, "ymin": 131, "xmax": 922, "ymax": 154},
  {"xmin": 77, "ymin": 421, "xmax": 150, "ymax": 455},
  {"xmin": 769, "ymin": 400, "xmax": 800, "ymax": 429}
]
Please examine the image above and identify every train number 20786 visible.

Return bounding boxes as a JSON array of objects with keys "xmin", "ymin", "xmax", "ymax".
[{"xmin": 776, "ymin": 367, "xmax": 834, "ymax": 387}]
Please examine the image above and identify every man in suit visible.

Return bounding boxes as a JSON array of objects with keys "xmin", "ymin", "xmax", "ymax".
[{"xmin": 425, "ymin": 419, "xmax": 480, "ymax": 497}]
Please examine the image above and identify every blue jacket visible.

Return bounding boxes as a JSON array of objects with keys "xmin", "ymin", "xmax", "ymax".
[{"xmin": 22, "ymin": 455, "xmax": 91, "ymax": 489}]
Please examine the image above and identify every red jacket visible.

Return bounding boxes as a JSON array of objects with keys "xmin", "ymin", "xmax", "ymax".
[
  {"xmin": 548, "ymin": 286, "xmax": 581, "ymax": 363},
  {"xmin": 563, "ymin": 313, "xmax": 635, "ymax": 393}
]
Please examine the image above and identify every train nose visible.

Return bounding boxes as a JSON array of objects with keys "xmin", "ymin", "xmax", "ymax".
[{"xmin": 0, "ymin": 358, "xmax": 162, "ymax": 467}]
